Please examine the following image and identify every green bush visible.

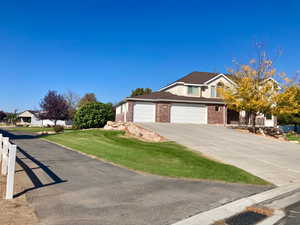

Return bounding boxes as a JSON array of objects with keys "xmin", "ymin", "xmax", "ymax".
[
  {"xmin": 53, "ymin": 125, "xmax": 64, "ymax": 133},
  {"xmin": 73, "ymin": 102, "xmax": 114, "ymax": 129}
]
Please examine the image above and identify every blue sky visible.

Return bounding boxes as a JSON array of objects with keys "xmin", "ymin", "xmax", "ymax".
[{"xmin": 1, "ymin": 0, "xmax": 300, "ymax": 112}]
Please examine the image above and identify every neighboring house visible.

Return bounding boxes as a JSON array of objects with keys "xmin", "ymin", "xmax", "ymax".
[
  {"xmin": 18, "ymin": 110, "xmax": 71, "ymax": 127},
  {"xmin": 116, "ymin": 71, "xmax": 277, "ymax": 127}
]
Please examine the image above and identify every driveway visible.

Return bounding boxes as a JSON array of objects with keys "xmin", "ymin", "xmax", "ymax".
[
  {"xmin": 140, "ymin": 123, "xmax": 300, "ymax": 186},
  {"xmin": 2, "ymin": 130, "xmax": 269, "ymax": 225}
]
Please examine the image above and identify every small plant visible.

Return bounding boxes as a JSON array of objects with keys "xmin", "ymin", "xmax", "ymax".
[{"xmin": 53, "ymin": 125, "xmax": 64, "ymax": 133}]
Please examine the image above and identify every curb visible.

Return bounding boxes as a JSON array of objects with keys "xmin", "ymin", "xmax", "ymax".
[
  {"xmin": 256, "ymin": 210, "xmax": 285, "ymax": 225},
  {"xmin": 172, "ymin": 183, "xmax": 300, "ymax": 225}
]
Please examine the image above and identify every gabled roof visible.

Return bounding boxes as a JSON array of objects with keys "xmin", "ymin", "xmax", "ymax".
[
  {"xmin": 175, "ymin": 71, "xmax": 221, "ymax": 84},
  {"xmin": 18, "ymin": 110, "xmax": 40, "ymax": 117},
  {"xmin": 159, "ymin": 71, "xmax": 235, "ymax": 91},
  {"xmin": 126, "ymin": 91, "xmax": 224, "ymax": 104}
]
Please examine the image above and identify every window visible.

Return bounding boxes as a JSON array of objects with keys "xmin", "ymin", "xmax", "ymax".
[
  {"xmin": 188, "ymin": 86, "xmax": 200, "ymax": 96},
  {"xmin": 211, "ymin": 86, "xmax": 216, "ymax": 97},
  {"xmin": 215, "ymin": 106, "xmax": 220, "ymax": 112},
  {"xmin": 266, "ymin": 114, "xmax": 272, "ymax": 120},
  {"xmin": 216, "ymin": 82, "xmax": 224, "ymax": 97}
]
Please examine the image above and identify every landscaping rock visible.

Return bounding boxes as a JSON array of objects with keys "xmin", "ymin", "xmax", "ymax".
[
  {"xmin": 104, "ymin": 121, "xmax": 166, "ymax": 142},
  {"xmin": 37, "ymin": 131, "xmax": 56, "ymax": 135}
]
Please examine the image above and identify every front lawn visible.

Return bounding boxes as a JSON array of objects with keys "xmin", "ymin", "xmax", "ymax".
[
  {"xmin": 43, "ymin": 129, "xmax": 268, "ymax": 185},
  {"xmin": 286, "ymin": 134, "xmax": 300, "ymax": 143},
  {"xmin": 8, "ymin": 127, "xmax": 55, "ymax": 133},
  {"xmin": 7, "ymin": 127, "xmax": 73, "ymax": 133}
]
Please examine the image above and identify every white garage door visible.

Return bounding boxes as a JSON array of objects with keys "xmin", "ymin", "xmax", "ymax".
[
  {"xmin": 171, "ymin": 103, "xmax": 207, "ymax": 124},
  {"xmin": 133, "ymin": 102, "xmax": 156, "ymax": 122}
]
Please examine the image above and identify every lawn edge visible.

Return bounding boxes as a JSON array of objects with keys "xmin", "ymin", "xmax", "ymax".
[{"xmin": 41, "ymin": 137, "xmax": 271, "ymax": 187}]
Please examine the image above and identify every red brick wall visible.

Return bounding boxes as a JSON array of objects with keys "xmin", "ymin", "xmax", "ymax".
[
  {"xmin": 126, "ymin": 101, "xmax": 134, "ymax": 122},
  {"xmin": 115, "ymin": 113, "xmax": 125, "ymax": 122},
  {"xmin": 207, "ymin": 104, "xmax": 225, "ymax": 124},
  {"xmin": 156, "ymin": 103, "xmax": 171, "ymax": 122}
]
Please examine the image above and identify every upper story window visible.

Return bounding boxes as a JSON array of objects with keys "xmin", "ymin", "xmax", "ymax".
[
  {"xmin": 211, "ymin": 82, "xmax": 225, "ymax": 98},
  {"xmin": 211, "ymin": 86, "xmax": 216, "ymax": 97},
  {"xmin": 187, "ymin": 86, "xmax": 200, "ymax": 96},
  {"xmin": 216, "ymin": 82, "xmax": 224, "ymax": 97}
]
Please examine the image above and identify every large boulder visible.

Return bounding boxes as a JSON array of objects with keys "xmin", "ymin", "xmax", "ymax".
[{"xmin": 104, "ymin": 121, "xmax": 166, "ymax": 142}]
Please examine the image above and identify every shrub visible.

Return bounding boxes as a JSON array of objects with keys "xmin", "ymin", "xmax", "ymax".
[
  {"xmin": 73, "ymin": 102, "xmax": 114, "ymax": 129},
  {"xmin": 53, "ymin": 125, "xmax": 64, "ymax": 133}
]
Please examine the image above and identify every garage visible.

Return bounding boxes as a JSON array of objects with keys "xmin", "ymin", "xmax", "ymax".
[
  {"xmin": 133, "ymin": 102, "xmax": 156, "ymax": 122},
  {"xmin": 171, "ymin": 103, "xmax": 207, "ymax": 124}
]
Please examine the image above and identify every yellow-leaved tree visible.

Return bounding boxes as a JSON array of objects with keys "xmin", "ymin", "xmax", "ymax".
[{"xmin": 223, "ymin": 49, "xmax": 300, "ymax": 132}]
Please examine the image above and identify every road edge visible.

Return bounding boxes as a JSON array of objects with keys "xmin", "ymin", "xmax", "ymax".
[{"xmin": 172, "ymin": 183, "xmax": 300, "ymax": 225}]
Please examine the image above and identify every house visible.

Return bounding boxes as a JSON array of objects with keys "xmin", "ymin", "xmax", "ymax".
[
  {"xmin": 18, "ymin": 110, "xmax": 71, "ymax": 127},
  {"xmin": 116, "ymin": 71, "xmax": 277, "ymax": 127}
]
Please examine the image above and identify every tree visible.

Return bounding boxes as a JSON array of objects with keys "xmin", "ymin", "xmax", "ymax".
[
  {"xmin": 73, "ymin": 102, "xmax": 114, "ymax": 129},
  {"xmin": 39, "ymin": 90, "xmax": 69, "ymax": 126},
  {"xmin": 78, "ymin": 93, "xmax": 97, "ymax": 107},
  {"xmin": 224, "ymin": 45, "xmax": 300, "ymax": 132},
  {"xmin": 130, "ymin": 88, "xmax": 152, "ymax": 97},
  {"xmin": 277, "ymin": 87, "xmax": 300, "ymax": 132},
  {"xmin": 64, "ymin": 91, "xmax": 80, "ymax": 119},
  {"xmin": 0, "ymin": 111, "xmax": 6, "ymax": 121},
  {"xmin": 6, "ymin": 110, "xmax": 18, "ymax": 125}
]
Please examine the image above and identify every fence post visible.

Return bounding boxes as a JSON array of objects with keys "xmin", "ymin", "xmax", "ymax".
[
  {"xmin": 1, "ymin": 137, "xmax": 9, "ymax": 176},
  {"xmin": 6, "ymin": 144, "xmax": 17, "ymax": 200}
]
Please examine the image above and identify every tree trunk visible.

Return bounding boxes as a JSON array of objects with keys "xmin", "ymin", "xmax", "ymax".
[
  {"xmin": 294, "ymin": 124, "xmax": 298, "ymax": 133},
  {"xmin": 252, "ymin": 112, "xmax": 257, "ymax": 133},
  {"xmin": 54, "ymin": 120, "xmax": 57, "ymax": 126}
]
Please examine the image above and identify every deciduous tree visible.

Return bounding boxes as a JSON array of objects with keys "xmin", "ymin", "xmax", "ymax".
[
  {"xmin": 130, "ymin": 88, "xmax": 152, "ymax": 97},
  {"xmin": 64, "ymin": 91, "xmax": 80, "ymax": 119},
  {"xmin": 78, "ymin": 93, "xmax": 97, "ymax": 107},
  {"xmin": 224, "ymin": 46, "xmax": 300, "ymax": 132},
  {"xmin": 39, "ymin": 90, "xmax": 69, "ymax": 125},
  {"xmin": 0, "ymin": 111, "xmax": 6, "ymax": 121},
  {"xmin": 6, "ymin": 110, "xmax": 18, "ymax": 125},
  {"xmin": 277, "ymin": 87, "xmax": 300, "ymax": 132}
]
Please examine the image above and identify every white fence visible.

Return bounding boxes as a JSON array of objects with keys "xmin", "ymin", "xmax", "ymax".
[{"xmin": 0, "ymin": 134, "xmax": 17, "ymax": 199}]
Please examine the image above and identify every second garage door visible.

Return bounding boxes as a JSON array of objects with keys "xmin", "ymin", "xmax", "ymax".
[{"xmin": 171, "ymin": 103, "xmax": 207, "ymax": 124}]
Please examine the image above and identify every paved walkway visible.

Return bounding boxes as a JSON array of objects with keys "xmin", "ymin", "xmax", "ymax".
[
  {"xmin": 140, "ymin": 123, "xmax": 300, "ymax": 186},
  {"xmin": 2, "ymin": 130, "xmax": 268, "ymax": 225}
]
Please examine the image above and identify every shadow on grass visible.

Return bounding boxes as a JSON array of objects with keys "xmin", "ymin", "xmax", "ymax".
[{"xmin": 0, "ymin": 129, "xmax": 42, "ymax": 140}]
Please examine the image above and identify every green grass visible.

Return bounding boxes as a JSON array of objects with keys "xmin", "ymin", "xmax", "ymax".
[
  {"xmin": 7, "ymin": 127, "xmax": 55, "ymax": 133},
  {"xmin": 42, "ymin": 129, "xmax": 268, "ymax": 185},
  {"xmin": 286, "ymin": 134, "xmax": 300, "ymax": 143},
  {"xmin": 7, "ymin": 127, "xmax": 73, "ymax": 133}
]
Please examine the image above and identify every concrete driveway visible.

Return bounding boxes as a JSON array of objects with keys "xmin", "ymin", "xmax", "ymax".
[
  {"xmin": 2, "ymin": 130, "xmax": 268, "ymax": 225},
  {"xmin": 140, "ymin": 123, "xmax": 300, "ymax": 186}
]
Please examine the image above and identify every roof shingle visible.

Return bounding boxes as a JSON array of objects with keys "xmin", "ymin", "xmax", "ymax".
[
  {"xmin": 174, "ymin": 71, "xmax": 221, "ymax": 84},
  {"xmin": 127, "ymin": 91, "xmax": 224, "ymax": 103}
]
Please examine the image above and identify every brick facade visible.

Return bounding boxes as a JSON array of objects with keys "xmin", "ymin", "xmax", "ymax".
[
  {"xmin": 115, "ymin": 113, "xmax": 125, "ymax": 122},
  {"xmin": 156, "ymin": 103, "xmax": 171, "ymax": 122},
  {"xmin": 126, "ymin": 101, "xmax": 134, "ymax": 122},
  {"xmin": 117, "ymin": 101, "xmax": 226, "ymax": 125},
  {"xmin": 207, "ymin": 104, "xmax": 225, "ymax": 124}
]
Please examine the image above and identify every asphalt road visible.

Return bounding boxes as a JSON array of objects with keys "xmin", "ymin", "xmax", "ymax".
[
  {"xmin": 3, "ymin": 130, "xmax": 270, "ymax": 225},
  {"xmin": 277, "ymin": 202, "xmax": 300, "ymax": 225},
  {"xmin": 140, "ymin": 123, "xmax": 300, "ymax": 186}
]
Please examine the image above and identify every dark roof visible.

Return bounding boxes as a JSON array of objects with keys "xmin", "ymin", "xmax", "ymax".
[
  {"xmin": 127, "ymin": 92, "xmax": 224, "ymax": 104},
  {"xmin": 28, "ymin": 110, "xmax": 40, "ymax": 115},
  {"xmin": 18, "ymin": 110, "xmax": 40, "ymax": 117},
  {"xmin": 174, "ymin": 71, "xmax": 221, "ymax": 84}
]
